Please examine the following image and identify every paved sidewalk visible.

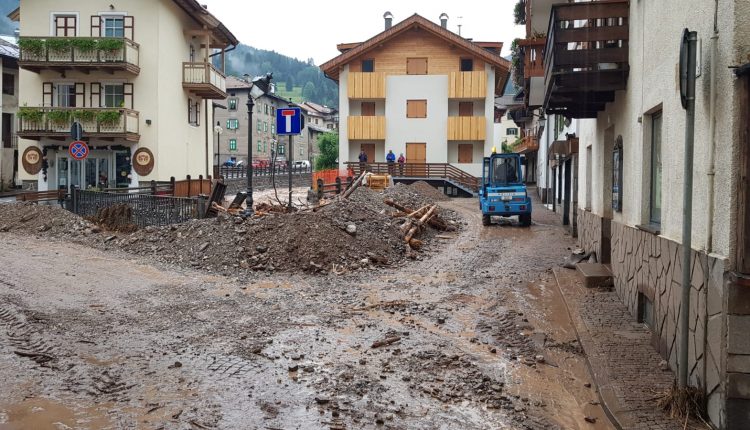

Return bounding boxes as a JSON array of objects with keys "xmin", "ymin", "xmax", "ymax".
[{"xmin": 553, "ymin": 267, "xmax": 697, "ymax": 430}]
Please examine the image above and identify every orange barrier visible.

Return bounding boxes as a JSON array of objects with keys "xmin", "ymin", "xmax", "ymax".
[{"xmin": 312, "ymin": 169, "xmax": 351, "ymax": 190}]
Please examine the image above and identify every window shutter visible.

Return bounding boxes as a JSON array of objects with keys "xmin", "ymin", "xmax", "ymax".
[
  {"xmin": 90, "ymin": 15, "xmax": 101, "ymax": 37},
  {"xmin": 123, "ymin": 83, "xmax": 133, "ymax": 109},
  {"xmin": 124, "ymin": 16, "xmax": 134, "ymax": 40},
  {"xmin": 90, "ymin": 83, "xmax": 101, "ymax": 107},
  {"xmin": 42, "ymin": 82, "xmax": 53, "ymax": 106},
  {"xmin": 75, "ymin": 83, "xmax": 85, "ymax": 107}
]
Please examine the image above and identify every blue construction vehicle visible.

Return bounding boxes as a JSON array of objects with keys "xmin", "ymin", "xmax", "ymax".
[{"xmin": 478, "ymin": 151, "xmax": 532, "ymax": 227}]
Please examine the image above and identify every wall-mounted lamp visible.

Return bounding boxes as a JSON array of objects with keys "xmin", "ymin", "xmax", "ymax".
[{"xmin": 145, "ymin": 119, "xmax": 152, "ymax": 125}]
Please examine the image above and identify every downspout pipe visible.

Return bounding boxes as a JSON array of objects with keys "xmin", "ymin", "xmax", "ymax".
[
  {"xmin": 706, "ymin": 0, "xmax": 719, "ymax": 253},
  {"xmin": 679, "ymin": 30, "xmax": 698, "ymax": 389}
]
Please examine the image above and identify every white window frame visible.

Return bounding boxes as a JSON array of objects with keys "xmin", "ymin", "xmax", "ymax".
[
  {"xmin": 53, "ymin": 81, "xmax": 77, "ymax": 107},
  {"xmin": 102, "ymin": 83, "xmax": 125, "ymax": 108},
  {"xmin": 98, "ymin": 12, "xmax": 127, "ymax": 38}
]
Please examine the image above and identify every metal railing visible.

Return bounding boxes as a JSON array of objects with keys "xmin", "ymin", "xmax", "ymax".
[
  {"xmin": 18, "ymin": 37, "xmax": 139, "ymax": 70},
  {"xmin": 69, "ymin": 188, "xmax": 204, "ymax": 228},
  {"xmin": 214, "ymin": 164, "xmax": 312, "ymax": 179},
  {"xmin": 17, "ymin": 107, "xmax": 139, "ymax": 138},
  {"xmin": 345, "ymin": 162, "xmax": 479, "ymax": 192}
]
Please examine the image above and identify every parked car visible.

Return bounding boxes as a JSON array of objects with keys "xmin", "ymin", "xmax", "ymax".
[{"xmin": 292, "ymin": 160, "xmax": 311, "ymax": 169}]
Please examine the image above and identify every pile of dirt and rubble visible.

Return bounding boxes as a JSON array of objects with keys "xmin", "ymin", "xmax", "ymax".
[{"xmin": 0, "ymin": 181, "xmax": 461, "ymax": 275}]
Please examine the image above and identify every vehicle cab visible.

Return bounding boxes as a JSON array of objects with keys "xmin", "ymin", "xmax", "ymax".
[{"xmin": 478, "ymin": 152, "xmax": 532, "ymax": 226}]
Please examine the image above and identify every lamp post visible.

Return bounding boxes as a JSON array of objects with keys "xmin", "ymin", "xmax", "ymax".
[
  {"xmin": 244, "ymin": 73, "xmax": 273, "ymax": 216},
  {"xmin": 214, "ymin": 121, "xmax": 223, "ymax": 171}
]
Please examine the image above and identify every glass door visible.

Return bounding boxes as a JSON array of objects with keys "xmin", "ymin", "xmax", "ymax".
[
  {"xmin": 84, "ymin": 153, "xmax": 113, "ymax": 189},
  {"xmin": 56, "ymin": 155, "xmax": 83, "ymax": 190}
]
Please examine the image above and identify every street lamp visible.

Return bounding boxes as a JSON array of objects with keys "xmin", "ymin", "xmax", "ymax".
[
  {"xmin": 244, "ymin": 72, "xmax": 273, "ymax": 215},
  {"xmin": 214, "ymin": 121, "xmax": 223, "ymax": 169}
]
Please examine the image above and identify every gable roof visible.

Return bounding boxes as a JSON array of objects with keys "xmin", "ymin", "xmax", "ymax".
[{"xmin": 320, "ymin": 14, "xmax": 510, "ymax": 93}]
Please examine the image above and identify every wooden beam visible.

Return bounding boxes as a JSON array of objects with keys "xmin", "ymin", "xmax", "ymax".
[
  {"xmin": 738, "ymin": 75, "xmax": 750, "ymax": 273},
  {"xmin": 555, "ymin": 26, "xmax": 629, "ymax": 44},
  {"xmin": 553, "ymin": 46, "xmax": 628, "ymax": 68},
  {"xmin": 554, "ymin": 1, "xmax": 629, "ymax": 21}
]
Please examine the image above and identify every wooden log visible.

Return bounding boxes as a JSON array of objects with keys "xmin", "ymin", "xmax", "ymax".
[
  {"xmin": 405, "ymin": 205, "xmax": 437, "ymax": 243},
  {"xmin": 384, "ymin": 199, "xmax": 451, "ymax": 231},
  {"xmin": 341, "ymin": 170, "xmax": 367, "ymax": 200},
  {"xmin": 371, "ymin": 336, "xmax": 401, "ymax": 348}
]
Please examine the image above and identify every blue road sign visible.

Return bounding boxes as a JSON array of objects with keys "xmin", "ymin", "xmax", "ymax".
[
  {"xmin": 68, "ymin": 140, "xmax": 89, "ymax": 160},
  {"xmin": 276, "ymin": 107, "xmax": 303, "ymax": 135}
]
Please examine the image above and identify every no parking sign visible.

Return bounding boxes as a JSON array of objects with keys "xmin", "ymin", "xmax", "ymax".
[{"xmin": 68, "ymin": 140, "xmax": 89, "ymax": 160}]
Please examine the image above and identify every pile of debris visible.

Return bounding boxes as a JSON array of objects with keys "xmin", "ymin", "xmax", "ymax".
[{"xmin": 0, "ymin": 176, "xmax": 461, "ymax": 275}]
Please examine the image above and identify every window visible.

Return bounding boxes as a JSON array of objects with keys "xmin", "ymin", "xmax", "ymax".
[
  {"xmin": 406, "ymin": 100, "xmax": 427, "ymax": 118},
  {"xmin": 507, "ymin": 128, "xmax": 518, "ymax": 136},
  {"xmin": 271, "ymin": 122, "xmax": 276, "ymax": 134},
  {"xmin": 362, "ymin": 59, "xmax": 374, "ymax": 73},
  {"xmin": 613, "ymin": 135, "xmax": 623, "ymax": 212},
  {"xmin": 264, "ymin": 104, "xmax": 268, "ymax": 115},
  {"xmin": 637, "ymin": 292, "xmax": 654, "ymax": 329},
  {"xmin": 228, "ymin": 98, "xmax": 237, "ymax": 111},
  {"xmin": 361, "ymin": 102, "xmax": 375, "ymax": 116},
  {"xmin": 650, "ymin": 112, "xmax": 663, "ymax": 224},
  {"xmin": 103, "ymin": 16, "xmax": 124, "ymax": 37},
  {"xmin": 270, "ymin": 106, "xmax": 275, "ymax": 116},
  {"xmin": 277, "ymin": 143, "xmax": 285, "ymax": 155},
  {"xmin": 55, "ymin": 83, "xmax": 76, "ymax": 107},
  {"xmin": 264, "ymin": 121, "xmax": 268, "ymax": 132},
  {"xmin": 2, "ymin": 73, "xmax": 13, "ymax": 95},
  {"xmin": 299, "ymin": 146, "xmax": 303, "ymax": 156},
  {"xmin": 406, "ymin": 58, "xmax": 428, "ymax": 75},
  {"xmin": 460, "ymin": 58, "xmax": 473, "ymax": 72},
  {"xmin": 54, "ymin": 15, "xmax": 76, "ymax": 37},
  {"xmin": 458, "ymin": 102, "xmax": 473, "ymax": 117},
  {"xmin": 257, "ymin": 119, "xmax": 261, "ymax": 131},
  {"xmin": 188, "ymin": 99, "xmax": 200, "ymax": 126},
  {"xmin": 257, "ymin": 140, "xmax": 262, "ymax": 151},
  {"xmin": 226, "ymin": 119, "xmax": 239, "ymax": 130},
  {"xmin": 229, "ymin": 138, "xmax": 237, "ymax": 151},
  {"xmin": 103, "ymin": 84, "xmax": 124, "ymax": 107}
]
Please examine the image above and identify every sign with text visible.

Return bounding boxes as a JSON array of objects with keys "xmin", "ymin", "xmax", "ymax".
[{"xmin": 276, "ymin": 107, "xmax": 303, "ymax": 135}]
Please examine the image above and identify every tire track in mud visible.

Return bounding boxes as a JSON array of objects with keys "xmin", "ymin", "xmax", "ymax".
[{"xmin": 0, "ymin": 302, "xmax": 57, "ymax": 366}]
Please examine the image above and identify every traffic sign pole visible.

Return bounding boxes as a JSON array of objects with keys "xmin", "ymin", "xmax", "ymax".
[{"xmin": 288, "ymin": 134, "xmax": 293, "ymax": 211}]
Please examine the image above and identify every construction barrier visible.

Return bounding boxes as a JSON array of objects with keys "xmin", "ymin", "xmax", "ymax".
[{"xmin": 312, "ymin": 167, "xmax": 354, "ymax": 191}]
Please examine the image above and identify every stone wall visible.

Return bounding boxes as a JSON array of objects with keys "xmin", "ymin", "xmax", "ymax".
[
  {"xmin": 221, "ymin": 173, "xmax": 312, "ymax": 196},
  {"xmin": 578, "ymin": 209, "xmax": 602, "ymax": 258}
]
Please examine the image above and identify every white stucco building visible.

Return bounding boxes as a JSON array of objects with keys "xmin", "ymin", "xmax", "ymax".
[
  {"xmin": 321, "ymin": 13, "xmax": 510, "ymax": 182},
  {"xmin": 12, "ymin": 0, "xmax": 237, "ymax": 191}
]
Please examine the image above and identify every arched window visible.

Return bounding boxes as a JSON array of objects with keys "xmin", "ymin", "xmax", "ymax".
[{"xmin": 612, "ymin": 135, "xmax": 623, "ymax": 212}]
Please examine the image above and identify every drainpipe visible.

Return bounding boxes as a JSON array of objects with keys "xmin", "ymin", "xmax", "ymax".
[
  {"xmin": 679, "ymin": 30, "xmax": 698, "ymax": 389},
  {"xmin": 705, "ymin": 0, "xmax": 719, "ymax": 253}
]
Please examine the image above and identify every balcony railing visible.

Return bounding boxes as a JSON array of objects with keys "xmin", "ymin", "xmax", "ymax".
[
  {"xmin": 515, "ymin": 135, "xmax": 539, "ymax": 154},
  {"xmin": 18, "ymin": 37, "xmax": 140, "ymax": 75},
  {"xmin": 544, "ymin": 0, "xmax": 630, "ymax": 118},
  {"xmin": 347, "ymin": 116, "xmax": 385, "ymax": 140},
  {"xmin": 17, "ymin": 107, "xmax": 139, "ymax": 141},
  {"xmin": 449, "ymin": 71, "xmax": 487, "ymax": 99},
  {"xmin": 518, "ymin": 38, "xmax": 546, "ymax": 79},
  {"xmin": 182, "ymin": 62, "xmax": 227, "ymax": 99},
  {"xmin": 447, "ymin": 116, "xmax": 486, "ymax": 141},
  {"xmin": 348, "ymin": 72, "xmax": 386, "ymax": 99}
]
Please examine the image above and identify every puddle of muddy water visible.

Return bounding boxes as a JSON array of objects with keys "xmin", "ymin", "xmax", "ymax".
[{"xmin": 0, "ymin": 398, "xmax": 112, "ymax": 430}]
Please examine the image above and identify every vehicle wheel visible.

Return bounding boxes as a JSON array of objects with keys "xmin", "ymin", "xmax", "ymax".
[
  {"xmin": 482, "ymin": 214, "xmax": 491, "ymax": 226},
  {"xmin": 519, "ymin": 213, "xmax": 532, "ymax": 227}
]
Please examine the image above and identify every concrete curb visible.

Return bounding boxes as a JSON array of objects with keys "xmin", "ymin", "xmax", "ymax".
[{"xmin": 552, "ymin": 267, "xmax": 625, "ymax": 430}]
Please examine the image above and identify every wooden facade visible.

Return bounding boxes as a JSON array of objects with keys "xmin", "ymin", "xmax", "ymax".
[
  {"xmin": 447, "ymin": 116, "xmax": 486, "ymax": 141},
  {"xmin": 347, "ymin": 72, "xmax": 386, "ymax": 99},
  {"xmin": 448, "ymin": 71, "xmax": 487, "ymax": 99},
  {"xmin": 347, "ymin": 116, "xmax": 386, "ymax": 140}
]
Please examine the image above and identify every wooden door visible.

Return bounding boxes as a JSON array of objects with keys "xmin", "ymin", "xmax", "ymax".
[
  {"xmin": 361, "ymin": 102, "xmax": 375, "ymax": 117},
  {"xmin": 458, "ymin": 144, "xmax": 473, "ymax": 163},
  {"xmin": 458, "ymin": 102, "xmax": 473, "ymax": 117},
  {"xmin": 55, "ymin": 15, "xmax": 77, "ymax": 36},
  {"xmin": 361, "ymin": 143, "xmax": 375, "ymax": 164},
  {"xmin": 406, "ymin": 142, "xmax": 426, "ymax": 176}
]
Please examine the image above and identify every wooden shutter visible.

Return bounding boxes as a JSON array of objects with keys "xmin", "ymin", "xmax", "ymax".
[
  {"xmin": 90, "ymin": 15, "xmax": 101, "ymax": 37},
  {"xmin": 407, "ymin": 58, "xmax": 427, "ymax": 75},
  {"xmin": 406, "ymin": 100, "xmax": 426, "ymax": 118},
  {"xmin": 75, "ymin": 83, "xmax": 85, "ymax": 107},
  {"xmin": 90, "ymin": 83, "xmax": 101, "ymax": 107},
  {"xmin": 42, "ymin": 82, "xmax": 53, "ymax": 106},
  {"xmin": 124, "ymin": 16, "xmax": 134, "ymax": 40},
  {"xmin": 123, "ymin": 83, "xmax": 133, "ymax": 109},
  {"xmin": 361, "ymin": 102, "xmax": 375, "ymax": 116},
  {"xmin": 56, "ymin": 16, "xmax": 76, "ymax": 37},
  {"xmin": 459, "ymin": 102, "xmax": 473, "ymax": 117},
  {"xmin": 458, "ymin": 144, "xmax": 473, "ymax": 163}
]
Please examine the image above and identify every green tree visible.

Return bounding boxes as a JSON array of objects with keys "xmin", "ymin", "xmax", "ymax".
[
  {"xmin": 315, "ymin": 132, "xmax": 339, "ymax": 170},
  {"xmin": 285, "ymin": 78, "xmax": 294, "ymax": 92},
  {"xmin": 302, "ymin": 82, "xmax": 316, "ymax": 101},
  {"xmin": 514, "ymin": 0, "xmax": 526, "ymax": 25}
]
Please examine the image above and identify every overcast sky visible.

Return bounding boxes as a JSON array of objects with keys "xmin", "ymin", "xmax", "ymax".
[{"xmin": 203, "ymin": 0, "xmax": 525, "ymax": 65}]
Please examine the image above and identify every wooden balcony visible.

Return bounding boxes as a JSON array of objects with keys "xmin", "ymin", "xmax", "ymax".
[
  {"xmin": 18, "ymin": 37, "xmax": 140, "ymax": 75},
  {"xmin": 447, "ymin": 117, "xmax": 486, "ymax": 141},
  {"xmin": 17, "ymin": 107, "xmax": 139, "ymax": 142},
  {"xmin": 347, "ymin": 116, "xmax": 385, "ymax": 140},
  {"xmin": 348, "ymin": 72, "xmax": 385, "ymax": 99},
  {"xmin": 544, "ymin": 0, "xmax": 629, "ymax": 118},
  {"xmin": 518, "ymin": 38, "xmax": 546, "ymax": 79},
  {"xmin": 449, "ymin": 71, "xmax": 487, "ymax": 99},
  {"xmin": 515, "ymin": 135, "xmax": 539, "ymax": 154},
  {"xmin": 182, "ymin": 62, "xmax": 227, "ymax": 99}
]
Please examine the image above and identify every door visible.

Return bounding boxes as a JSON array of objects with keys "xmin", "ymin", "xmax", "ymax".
[
  {"xmin": 458, "ymin": 144, "xmax": 473, "ymax": 163},
  {"xmin": 458, "ymin": 102, "xmax": 473, "ymax": 117},
  {"xmin": 406, "ymin": 142, "xmax": 426, "ymax": 176},
  {"xmin": 360, "ymin": 143, "xmax": 375, "ymax": 172},
  {"xmin": 361, "ymin": 102, "xmax": 375, "ymax": 117},
  {"xmin": 54, "ymin": 15, "xmax": 77, "ymax": 37}
]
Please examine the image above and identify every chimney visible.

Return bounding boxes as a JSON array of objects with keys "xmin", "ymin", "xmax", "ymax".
[
  {"xmin": 384, "ymin": 11, "xmax": 393, "ymax": 30},
  {"xmin": 439, "ymin": 13, "xmax": 449, "ymax": 29}
]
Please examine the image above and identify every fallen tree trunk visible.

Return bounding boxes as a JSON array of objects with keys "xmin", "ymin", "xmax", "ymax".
[
  {"xmin": 384, "ymin": 199, "xmax": 453, "ymax": 231},
  {"xmin": 404, "ymin": 205, "xmax": 437, "ymax": 243},
  {"xmin": 341, "ymin": 170, "xmax": 367, "ymax": 200}
]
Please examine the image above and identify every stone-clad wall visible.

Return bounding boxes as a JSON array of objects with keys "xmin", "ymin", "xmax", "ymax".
[{"xmin": 578, "ymin": 208, "xmax": 727, "ymax": 426}]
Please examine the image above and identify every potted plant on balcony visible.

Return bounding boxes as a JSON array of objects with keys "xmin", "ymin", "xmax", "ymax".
[
  {"xmin": 45, "ymin": 38, "xmax": 73, "ymax": 61},
  {"xmin": 47, "ymin": 109, "xmax": 71, "ymax": 130},
  {"xmin": 73, "ymin": 109, "xmax": 96, "ymax": 124},
  {"xmin": 510, "ymin": 38, "xmax": 524, "ymax": 89},
  {"xmin": 96, "ymin": 109, "xmax": 122, "ymax": 130},
  {"xmin": 18, "ymin": 38, "xmax": 45, "ymax": 61},
  {"xmin": 17, "ymin": 106, "xmax": 45, "ymax": 131},
  {"xmin": 71, "ymin": 38, "xmax": 98, "ymax": 62},
  {"xmin": 97, "ymin": 38, "xmax": 125, "ymax": 62}
]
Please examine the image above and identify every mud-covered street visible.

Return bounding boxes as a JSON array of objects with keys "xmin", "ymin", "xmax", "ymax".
[{"xmin": 0, "ymin": 196, "xmax": 613, "ymax": 429}]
